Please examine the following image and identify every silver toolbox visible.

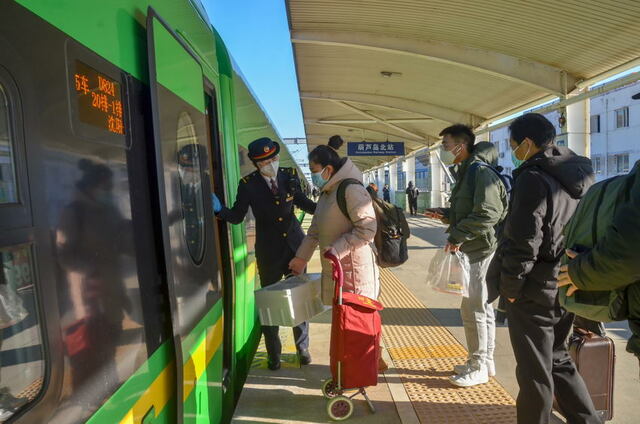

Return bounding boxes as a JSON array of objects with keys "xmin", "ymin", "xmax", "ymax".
[{"xmin": 255, "ymin": 273, "xmax": 327, "ymax": 327}]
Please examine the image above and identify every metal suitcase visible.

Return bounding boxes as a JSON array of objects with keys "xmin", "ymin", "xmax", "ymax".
[
  {"xmin": 255, "ymin": 273, "xmax": 326, "ymax": 327},
  {"xmin": 568, "ymin": 328, "xmax": 616, "ymax": 421}
]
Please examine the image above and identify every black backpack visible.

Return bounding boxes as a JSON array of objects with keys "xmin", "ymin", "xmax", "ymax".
[{"xmin": 336, "ymin": 179, "xmax": 410, "ymax": 268}]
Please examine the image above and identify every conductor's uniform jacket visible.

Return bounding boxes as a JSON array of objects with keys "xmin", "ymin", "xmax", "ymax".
[{"xmin": 217, "ymin": 167, "xmax": 316, "ymax": 285}]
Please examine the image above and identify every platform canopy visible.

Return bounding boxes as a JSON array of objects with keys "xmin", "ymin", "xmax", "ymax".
[{"xmin": 286, "ymin": 0, "xmax": 640, "ymax": 169}]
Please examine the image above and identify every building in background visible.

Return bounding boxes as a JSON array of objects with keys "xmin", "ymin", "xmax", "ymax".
[
  {"xmin": 590, "ymin": 82, "xmax": 640, "ymax": 181},
  {"xmin": 489, "ymin": 81, "xmax": 640, "ymax": 182}
]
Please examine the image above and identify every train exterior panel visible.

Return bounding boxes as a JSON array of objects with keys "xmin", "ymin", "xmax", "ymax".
[{"xmin": 0, "ymin": 1, "xmax": 298, "ymax": 422}]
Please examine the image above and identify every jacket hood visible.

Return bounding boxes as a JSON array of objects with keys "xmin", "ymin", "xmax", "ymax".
[
  {"xmin": 515, "ymin": 145, "xmax": 594, "ymax": 199},
  {"xmin": 323, "ymin": 157, "xmax": 363, "ymax": 192},
  {"xmin": 470, "ymin": 141, "xmax": 499, "ymax": 166}
]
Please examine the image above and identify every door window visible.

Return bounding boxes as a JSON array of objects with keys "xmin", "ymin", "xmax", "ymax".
[
  {"xmin": 177, "ymin": 112, "xmax": 206, "ymax": 264},
  {"xmin": 0, "ymin": 244, "xmax": 45, "ymax": 421},
  {"xmin": 0, "ymin": 84, "xmax": 17, "ymax": 204}
]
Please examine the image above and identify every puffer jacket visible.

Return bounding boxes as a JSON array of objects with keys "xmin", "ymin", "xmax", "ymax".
[
  {"xmin": 488, "ymin": 145, "xmax": 594, "ymax": 307},
  {"xmin": 296, "ymin": 158, "xmax": 379, "ymax": 304},
  {"xmin": 445, "ymin": 142, "xmax": 508, "ymax": 263},
  {"xmin": 568, "ymin": 160, "xmax": 640, "ymax": 357}
]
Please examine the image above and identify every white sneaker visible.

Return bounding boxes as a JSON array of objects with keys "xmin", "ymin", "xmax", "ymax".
[
  {"xmin": 453, "ymin": 362, "xmax": 472, "ymax": 375},
  {"xmin": 486, "ymin": 359, "xmax": 496, "ymax": 377},
  {"xmin": 448, "ymin": 366, "xmax": 489, "ymax": 387}
]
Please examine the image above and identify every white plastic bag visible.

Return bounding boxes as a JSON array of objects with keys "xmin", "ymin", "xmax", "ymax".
[
  {"xmin": 426, "ymin": 249, "xmax": 470, "ymax": 297},
  {"xmin": 0, "ymin": 284, "xmax": 28, "ymax": 328}
]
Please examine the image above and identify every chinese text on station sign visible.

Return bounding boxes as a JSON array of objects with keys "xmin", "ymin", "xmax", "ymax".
[
  {"xmin": 347, "ymin": 141, "xmax": 405, "ymax": 156},
  {"xmin": 74, "ymin": 61, "xmax": 125, "ymax": 135}
]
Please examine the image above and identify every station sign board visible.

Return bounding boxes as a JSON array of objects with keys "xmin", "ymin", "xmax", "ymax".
[{"xmin": 347, "ymin": 141, "xmax": 405, "ymax": 156}]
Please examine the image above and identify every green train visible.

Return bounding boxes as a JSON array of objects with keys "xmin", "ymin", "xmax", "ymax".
[{"xmin": 0, "ymin": 1, "xmax": 305, "ymax": 422}]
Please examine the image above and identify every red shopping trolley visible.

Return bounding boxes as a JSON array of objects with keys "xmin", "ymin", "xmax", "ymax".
[{"xmin": 321, "ymin": 251, "xmax": 383, "ymax": 421}]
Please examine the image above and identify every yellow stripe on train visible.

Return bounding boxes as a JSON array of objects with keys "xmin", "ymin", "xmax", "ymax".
[
  {"xmin": 183, "ymin": 316, "xmax": 224, "ymax": 401},
  {"xmin": 118, "ymin": 315, "xmax": 224, "ymax": 423}
]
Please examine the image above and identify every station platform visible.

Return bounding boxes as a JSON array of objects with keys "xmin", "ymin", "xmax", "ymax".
[{"xmin": 232, "ymin": 215, "xmax": 639, "ymax": 424}]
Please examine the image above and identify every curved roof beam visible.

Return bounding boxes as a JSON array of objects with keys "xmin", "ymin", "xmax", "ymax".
[
  {"xmin": 292, "ymin": 31, "xmax": 577, "ymax": 96},
  {"xmin": 301, "ymin": 91, "xmax": 484, "ymax": 126}
]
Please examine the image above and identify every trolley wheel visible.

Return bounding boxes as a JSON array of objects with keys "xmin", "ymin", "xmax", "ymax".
[
  {"xmin": 322, "ymin": 378, "xmax": 340, "ymax": 399},
  {"xmin": 327, "ymin": 396, "xmax": 354, "ymax": 421}
]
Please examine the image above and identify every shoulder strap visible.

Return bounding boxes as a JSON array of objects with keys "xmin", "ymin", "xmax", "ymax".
[
  {"xmin": 591, "ymin": 177, "xmax": 617, "ymax": 246},
  {"xmin": 336, "ymin": 178, "xmax": 362, "ymax": 220}
]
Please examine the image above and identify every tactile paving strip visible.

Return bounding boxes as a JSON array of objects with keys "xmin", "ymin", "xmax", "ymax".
[
  {"xmin": 379, "ymin": 269, "xmax": 516, "ymax": 424},
  {"xmin": 16, "ymin": 377, "xmax": 43, "ymax": 401}
]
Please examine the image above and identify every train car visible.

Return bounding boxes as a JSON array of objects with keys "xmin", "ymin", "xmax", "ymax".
[{"xmin": 0, "ymin": 1, "xmax": 304, "ymax": 422}]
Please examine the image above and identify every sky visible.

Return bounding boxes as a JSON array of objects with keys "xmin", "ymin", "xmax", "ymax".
[{"xmin": 204, "ymin": 0, "xmax": 305, "ymax": 139}]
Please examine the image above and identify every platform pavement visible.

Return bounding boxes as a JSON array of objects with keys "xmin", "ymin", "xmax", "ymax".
[
  {"xmin": 394, "ymin": 215, "xmax": 639, "ymax": 424},
  {"xmin": 232, "ymin": 214, "xmax": 639, "ymax": 424}
]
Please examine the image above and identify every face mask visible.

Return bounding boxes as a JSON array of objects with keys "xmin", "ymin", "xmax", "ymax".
[
  {"xmin": 440, "ymin": 145, "xmax": 460, "ymax": 166},
  {"xmin": 511, "ymin": 141, "xmax": 531, "ymax": 169},
  {"xmin": 311, "ymin": 167, "xmax": 329, "ymax": 189},
  {"xmin": 259, "ymin": 160, "xmax": 279, "ymax": 178},
  {"xmin": 179, "ymin": 168, "xmax": 201, "ymax": 186}
]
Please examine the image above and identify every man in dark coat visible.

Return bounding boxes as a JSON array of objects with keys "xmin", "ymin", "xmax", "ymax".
[
  {"xmin": 212, "ymin": 137, "xmax": 316, "ymax": 370},
  {"xmin": 405, "ymin": 181, "xmax": 419, "ymax": 215},
  {"xmin": 487, "ymin": 113, "xmax": 600, "ymax": 424},
  {"xmin": 382, "ymin": 184, "xmax": 391, "ymax": 202}
]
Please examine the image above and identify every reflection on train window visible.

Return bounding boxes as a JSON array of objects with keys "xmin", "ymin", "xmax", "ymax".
[
  {"xmin": 0, "ymin": 84, "xmax": 18, "ymax": 204},
  {"xmin": 177, "ymin": 112, "xmax": 205, "ymax": 264},
  {"xmin": 0, "ymin": 244, "xmax": 44, "ymax": 422}
]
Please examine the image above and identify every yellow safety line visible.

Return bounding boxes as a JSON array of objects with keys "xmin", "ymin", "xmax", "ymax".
[{"xmin": 379, "ymin": 269, "xmax": 517, "ymax": 424}]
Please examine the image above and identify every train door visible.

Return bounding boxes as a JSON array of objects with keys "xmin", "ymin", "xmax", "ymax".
[
  {"xmin": 203, "ymin": 88, "xmax": 235, "ymax": 399},
  {"xmin": 146, "ymin": 9, "xmax": 225, "ymax": 423}
]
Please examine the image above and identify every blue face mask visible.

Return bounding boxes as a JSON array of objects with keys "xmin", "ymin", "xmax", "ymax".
[
  {"xmin": 511, "ymin": 141, "xmax": 531, "ymax": 169},
  {"xmin": 311, "ymin": 167, "xmax": 329, "ymax": 189}
]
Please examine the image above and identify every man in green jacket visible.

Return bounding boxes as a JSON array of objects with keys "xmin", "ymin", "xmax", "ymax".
[
  {"xmin": 425, "ymin": 125, "xmax": 508, "ymax": 387},
  {"xmin": 559, "ymin": 160, "xmax": 640, "ymax": 370}
]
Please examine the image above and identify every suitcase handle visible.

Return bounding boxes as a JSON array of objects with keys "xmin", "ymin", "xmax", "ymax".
[{"xmin": 323, "ymin": 251, "xmax": 344, "ymax": 304}]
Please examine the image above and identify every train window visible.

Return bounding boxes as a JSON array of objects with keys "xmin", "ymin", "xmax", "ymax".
[
  {"xmin": 0, "ymin": 84, "xmax": 17, "ymax": 204},
  {"xmin": 177, "ymin": 112, "xmax": 206, "ymax": 264},
  {"xmin": 0, "ymin": 244, "xmax": 44, "ymax": 421}
]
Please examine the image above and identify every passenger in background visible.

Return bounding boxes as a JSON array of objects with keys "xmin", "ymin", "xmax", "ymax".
[
  {"xmin": 405, "ymin": 181, "xmax": 419, "ymax": 215},
  {"xmin": 424, "ymin": 125, "xmax": 507, "ymax": 387},
  {"xmin": 558, "ymin": 160, "xmax": 640, "ymax": 375},
  {"xmin": 288, "ymin": 137, "xmax": 379, "ymax": 306},
  {"xmin": 212, "ymin": 137, "xmax": 316, "ymax": 371},
  {"xmin": 366, "ymin": 182, "xmax": 378, "ymax": 198},
  {"xmin": 382, "ymin": 184, "xmax": 391, "ymax": 202},
  {"xmin": 487, "ymin": 113, "xmax": 599, "ymax": 424}
]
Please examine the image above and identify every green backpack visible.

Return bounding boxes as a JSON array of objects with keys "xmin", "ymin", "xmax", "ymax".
[{"xmin": 560, "ymin": 167, "xmax": 637, "ymax": 322}]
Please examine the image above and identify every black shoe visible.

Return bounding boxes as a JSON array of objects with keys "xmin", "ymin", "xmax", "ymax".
[
  {"xmin": 298, "ymin": 349, "xmax": 312, "ymax": 365},
  {"xmin": 267, "ymin": 357, "xmax": 281, "ymax": 371}
]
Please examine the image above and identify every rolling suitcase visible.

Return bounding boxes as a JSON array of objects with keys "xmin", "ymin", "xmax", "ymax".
[
  {"xmin": 321, "ymin": 252, "xmax": 383, "ymax": 421},
  {"xmin": 568, "ymin": 328, "xmax": 615, "ymax": 421}
]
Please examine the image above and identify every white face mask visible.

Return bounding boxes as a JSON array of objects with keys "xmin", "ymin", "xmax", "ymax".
[
  {"xmin": 179, "ymin": 167, "xmax": 201, "ymax": 186},
  {"xmin": 259, "ymin": 159, "xmax": 279, "ymax": 178},
  {"xmin": 440, "ymin": 145, "xmax": 460, "ymax": 166}
]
